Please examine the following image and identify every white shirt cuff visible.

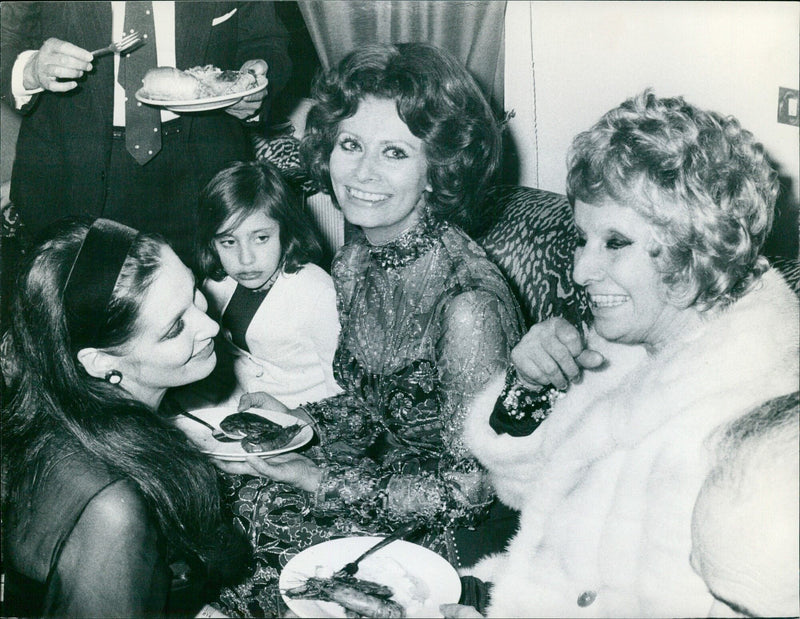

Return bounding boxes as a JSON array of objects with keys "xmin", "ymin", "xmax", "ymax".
[{"xmin": 12, "ymin": 50, "xmax": 45, "ymax": 108}]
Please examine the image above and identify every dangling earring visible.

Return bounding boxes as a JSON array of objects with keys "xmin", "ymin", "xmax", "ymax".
[{"xmin": 104, "ymin": 369, "xmax": 123, "ymax": 385}]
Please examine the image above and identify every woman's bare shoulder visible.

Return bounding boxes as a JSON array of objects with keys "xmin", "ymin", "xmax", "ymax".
[{"xmin": 80, "ymin": 478, "xmax": 152, "ymax": 534}]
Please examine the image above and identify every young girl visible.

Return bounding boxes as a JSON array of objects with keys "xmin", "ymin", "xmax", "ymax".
[{"xmin": 194, "ymin": 160, "xmax": 341, "ymax": 409}]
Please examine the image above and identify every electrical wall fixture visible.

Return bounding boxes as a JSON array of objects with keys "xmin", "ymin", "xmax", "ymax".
[{"xmin": 777, "ymin": 87, "xmax": 799, "ymax": 127}]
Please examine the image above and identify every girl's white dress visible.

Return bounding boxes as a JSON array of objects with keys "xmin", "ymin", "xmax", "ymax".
[{"xmin": 203, "ymin": 264, "xmax": 342, "ymax": 409}]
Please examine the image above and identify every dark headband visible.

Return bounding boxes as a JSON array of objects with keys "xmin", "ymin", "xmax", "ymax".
[{"xmin": 64, "ymin": 218, "xmax": 139, "ymax": 350}]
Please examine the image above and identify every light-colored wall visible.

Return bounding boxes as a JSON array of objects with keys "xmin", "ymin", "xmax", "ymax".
[{"xmin": 505, "ymin": 1, "xmax": 800, "ymax": 208}]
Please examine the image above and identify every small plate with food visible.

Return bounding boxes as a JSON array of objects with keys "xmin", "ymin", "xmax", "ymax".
[
  {"xmin": 279, "ymin": 536, "xmax": 461, "ymax": 618},
  {"xmin": 136, "ymin": 65, "xmax": 267, "ymax": 112},
  {"xmin": 174, "ymin": 407, "xmax": 313, "ymax": 460}
]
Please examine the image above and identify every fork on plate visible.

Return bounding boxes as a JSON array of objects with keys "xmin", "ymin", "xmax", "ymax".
[
  {"xmin": 91, "ymin": 31, "xmax": 144, "ymax": 57},
  {"xmin": 333, "ymin": 522, "xmax": 422, "ymax": 578},
  {"xmin": 179, "ymin": 410, "xmax": 242, "ymax": 442}
]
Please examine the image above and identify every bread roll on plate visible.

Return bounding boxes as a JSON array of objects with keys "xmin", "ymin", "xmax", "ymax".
[{"xmin": 141, "ymin": 67, "xmax": 202, "ymax": 101}]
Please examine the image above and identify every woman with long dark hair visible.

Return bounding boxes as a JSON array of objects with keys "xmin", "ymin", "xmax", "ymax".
[{"xmin": 2, "ymin": 217, "xmax": 250, "ymax": 617}]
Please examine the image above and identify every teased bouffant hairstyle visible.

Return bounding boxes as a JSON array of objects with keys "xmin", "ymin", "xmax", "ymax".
[
  {"xmin": 195, "ymin": 160, "xmax": 326, "ymax": 281},
  {"xmin": 300, "ymin": 42, "xmax": 502, "ymax": 236},
  {"xmin": 4, "ymin": 218, "xmax": 249, "ymax": 584},
  {"xmin": 567, "ymin": 89, "xmax": 778, "ymax": 310}
]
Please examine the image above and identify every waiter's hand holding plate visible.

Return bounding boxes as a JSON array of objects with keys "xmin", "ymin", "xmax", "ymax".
[
  {"xmin": 226, "ymin": 58, "xmax": 269, "ymax": 120},
  {"xmin": 135, "ymin": 62, "xmax": 268, "ymax": 113}
]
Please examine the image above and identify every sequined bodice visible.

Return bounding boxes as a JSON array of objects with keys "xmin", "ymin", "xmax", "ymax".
[{"xmin": 321, "ymin": 214, "xmax": 523, "ymax": 459}]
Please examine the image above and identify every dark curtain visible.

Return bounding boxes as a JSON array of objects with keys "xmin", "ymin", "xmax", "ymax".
[{"xmin": 297, "ymin": 1, "xmax": 506, "ymax": 114}]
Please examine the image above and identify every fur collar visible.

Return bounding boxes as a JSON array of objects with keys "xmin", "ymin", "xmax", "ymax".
[{"xmin": 467, "ymin": 268, "xmax": 798, "ymax": 499}]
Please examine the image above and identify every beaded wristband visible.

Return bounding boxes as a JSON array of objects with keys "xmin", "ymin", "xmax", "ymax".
[{"xmin": 489, "ymin": 367, "xmax": 564, "ymax": 437}]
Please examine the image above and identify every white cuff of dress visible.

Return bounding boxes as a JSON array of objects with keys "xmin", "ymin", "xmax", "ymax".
[{"xmin": 12, "ymin": 50, "xmax": 44, "ymax": 108}]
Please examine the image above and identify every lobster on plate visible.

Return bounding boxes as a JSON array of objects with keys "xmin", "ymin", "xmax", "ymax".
[{"xmin": 283, "ymin": 572, "xmax": 405, "ymax": 618}]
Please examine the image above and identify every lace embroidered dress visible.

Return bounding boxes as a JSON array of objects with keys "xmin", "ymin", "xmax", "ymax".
[{"xmin": 216, "ymin": 214, "xmax": 523, "ymax": 617}]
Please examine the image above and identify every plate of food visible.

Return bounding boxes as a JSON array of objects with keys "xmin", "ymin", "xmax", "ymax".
[
  {"xmin": 135, "ymin": 65, "xmax": 267, "ymax": 112},
  {"xmin": 174, "ymin": 407, "xmax": 313, "ymax": 460},
  {"xmin": 279, "ymin": 536, "xmax": 461, "ymax": 618}
]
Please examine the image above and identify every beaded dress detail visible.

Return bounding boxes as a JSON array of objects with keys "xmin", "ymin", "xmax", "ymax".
[{"xmin": 215, "ymin": 213, "xmax": 523, "ymax": 617}]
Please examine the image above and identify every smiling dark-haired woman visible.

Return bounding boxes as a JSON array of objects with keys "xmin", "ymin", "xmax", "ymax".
[
  {"xmin": 2, "ymin": 218, "xmax": 250, "ymax": 617},
  {"xmin": 209, "ymin": 42, "xmax": 525, "ymax": 617}
]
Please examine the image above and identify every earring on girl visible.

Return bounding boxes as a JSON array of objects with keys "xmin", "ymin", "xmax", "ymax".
[{"xmin": 104, "ymin": 370, "xmax": 123, "ymax": 385}]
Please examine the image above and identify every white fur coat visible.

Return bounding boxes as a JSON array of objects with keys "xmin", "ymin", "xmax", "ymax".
[{"xmin": 463, "ymin": 268, "xmax": 799, "ymax": 618}]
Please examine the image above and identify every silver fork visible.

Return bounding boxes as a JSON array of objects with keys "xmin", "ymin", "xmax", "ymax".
[
  {"xmin": 90, "ymin": 31, "xmax": 144, "ymax": 58},
  {"xmin": 179, "ymin": 410, "xmax": 241, "ymax": 442},
  {"xmin": 333, "ymin": 522, "xmax": 422, "ymax": 578}
]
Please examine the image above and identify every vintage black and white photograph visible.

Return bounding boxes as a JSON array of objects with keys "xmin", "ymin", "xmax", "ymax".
[{"xmin": 1, "ymin": 1, "xmax": 798, "ymax": 617}]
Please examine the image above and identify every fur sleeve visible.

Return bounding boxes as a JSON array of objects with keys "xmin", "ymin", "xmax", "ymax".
[{"xmin": 463, "ymin": 371, "xmax": 548, "ymax": 510}]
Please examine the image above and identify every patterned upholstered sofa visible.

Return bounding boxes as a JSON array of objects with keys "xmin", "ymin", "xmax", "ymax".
[
  {"xmin": 1, "ymin": 133, "xmax": 797, "ymax": 360},
  {"xmin": 477, "ymin": 185, "xmax": 590, "ymax": 329},
  {"xmin": 253, "ymin": 132, "xmax": 798, "ymax": 331},
  {"xmin": 254, "ymin": 133, "xmax": 595, "ymax": 328},
  {"xmin": 479, "ymin": 185, "xmax": 799, "ymax": 330},
  {"xmin": 476, "ymin": 185, "xmax": 799, "ymax": 325}
]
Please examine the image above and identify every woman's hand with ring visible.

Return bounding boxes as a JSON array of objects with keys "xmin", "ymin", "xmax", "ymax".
[
  {"xmin": 511, "ymin": 317, "xmax": 605, "ymax": 390},
  {"xmin": 24, "ymin": 38, "xmax": 93, "ymax": 92}
]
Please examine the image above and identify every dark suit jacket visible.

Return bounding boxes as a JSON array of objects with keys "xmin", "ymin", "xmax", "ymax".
[{"xmin": 0, "ymin": 1, "xmax": 291, "ymax": 238}]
